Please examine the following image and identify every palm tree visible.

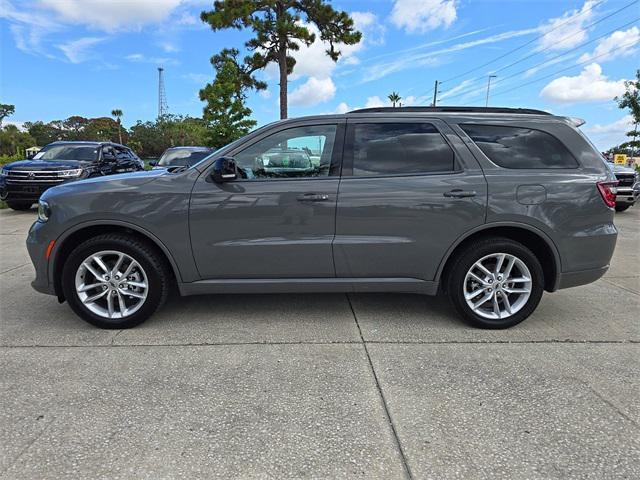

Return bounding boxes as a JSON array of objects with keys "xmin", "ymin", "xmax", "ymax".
[
  {"xmin": 111, "ymin": 109, "xmax": 123, "ymax": 144},
  {"xmin": 388, "ymin": 92, "xmax": 401, "ymax": 108}
]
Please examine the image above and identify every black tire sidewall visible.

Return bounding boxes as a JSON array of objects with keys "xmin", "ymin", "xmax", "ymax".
[
  {"xmin": 62, "ymin": 237, "xmax": 166, "ymax": 329},
  {"xmin": 448, "ymin": 238, "xmax": 544, "ymax": 329},
  {"xmin": 7, "ymin": 201, "xmax": 33, "ymax": 210}
]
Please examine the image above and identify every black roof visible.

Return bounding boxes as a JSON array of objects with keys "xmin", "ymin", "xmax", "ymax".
[
  {"xmin": 349, "ymin": 106, "xmax": 551, "ymax": 115},
  {"xmin": 48, "ymin": 140, "xmax": 127, "ymax": 147}
]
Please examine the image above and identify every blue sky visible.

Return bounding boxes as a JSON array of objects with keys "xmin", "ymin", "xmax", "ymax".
[{"xmin": 1, "ymin": 0, "xmax": 638, "ymax": 149}]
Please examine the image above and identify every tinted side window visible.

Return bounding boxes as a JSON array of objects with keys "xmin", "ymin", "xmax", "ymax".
[
  {"xmin": 351, "ymin": 123, "xmax": 455, "ymax": 176},
  {"xmin": 461, "ymin": 124, "xmax": 578, "ymax": 169}
]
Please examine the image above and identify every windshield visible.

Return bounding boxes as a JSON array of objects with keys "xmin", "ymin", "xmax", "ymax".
[
  {"xmin": 34, "ymin": 144, "xmax": 99, "ymax": 162},
  {"xmin": 158, "ymin": 149, "xmax": 212, "ymax": 167}
]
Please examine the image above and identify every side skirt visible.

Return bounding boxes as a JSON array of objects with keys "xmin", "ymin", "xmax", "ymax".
[{"xmin": 178, "ymin": 277, "xmax": 439, "ymax": 296}]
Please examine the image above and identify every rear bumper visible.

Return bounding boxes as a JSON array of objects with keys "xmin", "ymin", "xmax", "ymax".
[{"xmin": 557, "ymin": 265, "xmax": 608, "ymax": 290}]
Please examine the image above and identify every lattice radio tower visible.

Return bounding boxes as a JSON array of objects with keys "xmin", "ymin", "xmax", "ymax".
[{"xmin": 157, "ymin": 67, "xmax": 168, "ymax": 118}]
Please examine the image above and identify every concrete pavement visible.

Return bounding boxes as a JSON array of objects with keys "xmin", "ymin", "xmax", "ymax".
[{"xmin": 0, "ymin": 206, "xmax": 638, "ymax": 479}]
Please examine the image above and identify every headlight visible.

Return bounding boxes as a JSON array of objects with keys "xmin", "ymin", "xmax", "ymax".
[
  {"xmin": 37, "ymin": 200, "xmax": 51, "ymax": 222},
  {"xmin": 58, "ymin": 169, "xmax": 83, "ymax": 178},
  {"xmin": 1, "ymin": 168, "xmax": 9, "ymax": 176}
]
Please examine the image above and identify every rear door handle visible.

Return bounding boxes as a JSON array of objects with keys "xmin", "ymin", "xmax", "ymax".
[
  {"xmin": 296, "ymin": 193, "xmax": 329, "ymax": 202},
  {"xmin": 444, "ymin": 189, "xmax": 477, "ymax": 198}
]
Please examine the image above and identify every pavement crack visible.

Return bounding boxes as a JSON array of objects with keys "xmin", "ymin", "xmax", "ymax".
[
  {"xmin": 0, "ymin": 339, "xmax": 638, "ymax": 349},
  {"xmin": 110, "ymin": 330, "xmax": 124, "ymax": 345},
  {"xmin": 601, "ymin": 278, "xmax": 639, "ymax": 296},
  {"xmin": 346, "ymin": 293, "xmax": 414, "ymax": 480},
  {"xmin": 570, "ymin": 376, "xmax": 639, "ymax": 430},
  {"xmin": 0, "ymin": 263, "xmax": 30, "ymax": 275},
  {"xmin": 2, "ymin": 415, "xmax": 54, "ymax": 475}
]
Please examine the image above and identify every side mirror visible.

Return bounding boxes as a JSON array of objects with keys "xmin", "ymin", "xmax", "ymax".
[
  {"xmin": 211, "ymin": 157, "xmax": 238, "ymax": 183},
  {"xmin": 148, "ymin": 160, "xmax": 157, "ymax": 167}
]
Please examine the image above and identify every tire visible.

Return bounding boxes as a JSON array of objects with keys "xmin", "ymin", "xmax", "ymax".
[
  {"xmin": 7, "ymin": 201, "xmax": 33, "ymax": 211},
  {"xmin": 446, "ymin": 237, "xmax": 544, "ymax": 329},
  {"xmin": 615, "ymin": 205, "xmax": 630, "ymax": 212},
  {"xmin": 62, "ymin": 234, "xmax": 171, "ymax": 329}
]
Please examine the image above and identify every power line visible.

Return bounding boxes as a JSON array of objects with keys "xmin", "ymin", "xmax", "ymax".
[
  {"xmin": 490, "ymin": 3, "xmax": 639, "ymax": 77},
  {"xmin": 441, "ymin": 0, "xmax": 639, "ymax": 100},
  {"xmin": 442, "ymin": 17, "xmax": 640, "ymax": 103},
  {"xmin": 479, "ymin": 38, "xmax": 640, "ymax": 101},
  {"xmin": 439, "ymin": 0, "xmax": 609, "ymax": 85}
]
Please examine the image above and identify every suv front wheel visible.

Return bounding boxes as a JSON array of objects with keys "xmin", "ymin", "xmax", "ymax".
[
  {"xmin": 62, "ymin": 234, "xmax": 170, "ymax": 329},
  {"xmin": 447, "ymin": 237, "xmax": 544, "ymax": 329}
]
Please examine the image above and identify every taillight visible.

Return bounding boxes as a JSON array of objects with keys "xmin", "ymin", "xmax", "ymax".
[{"xmin": 597, "ymin": 181, "xmax": 618, "ymax": 208}]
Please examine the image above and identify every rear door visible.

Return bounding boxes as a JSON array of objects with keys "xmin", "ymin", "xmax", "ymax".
[{"xmin": 334, "ymin": 117, "xmax": 487, "ymax": 281}]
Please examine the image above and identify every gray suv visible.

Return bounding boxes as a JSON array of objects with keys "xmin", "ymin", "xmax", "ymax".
[{"xmin": 27, "ymin": 107, "xmax": 618, "ymax": 329}]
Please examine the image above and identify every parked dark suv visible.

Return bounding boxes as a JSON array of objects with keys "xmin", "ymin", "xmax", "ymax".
[
  {"xmin": 27, "ymin": 107, "xmax": 618, "ymax": 330},
  {"xmin": 1, "ymin": 141, "xmax": 143, "ymax": 210}
]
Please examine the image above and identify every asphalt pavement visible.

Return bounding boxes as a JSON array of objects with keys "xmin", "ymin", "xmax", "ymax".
[{"xmin": 0, "ymin": 207, "xmax": 638, "ymax": 479}]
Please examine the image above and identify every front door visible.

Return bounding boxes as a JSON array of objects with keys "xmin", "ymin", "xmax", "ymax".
[
  {"xmin": 190, "ymin": 121, "xmax": 344, "ymax": 279},
  {"xmin": 334, "ymin": 118, "xmax": 487, "ymax": 281}
]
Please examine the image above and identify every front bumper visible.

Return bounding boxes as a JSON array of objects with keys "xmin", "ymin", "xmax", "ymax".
[
  {"xmin": 0, "ymin": 178, "xmax": 62, "ymax": 202},
  {"xmin": 26, "ymin": 220, "xmax": 56, "ymax": 296},
  {"xmin": 615, "ymin": 186, "xmax": 639, "ymax": 206}
]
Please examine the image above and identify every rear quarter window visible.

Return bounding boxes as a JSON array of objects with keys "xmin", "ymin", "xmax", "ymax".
[{"xmin": 460, "ymin": 124, "xmax": 578, "ymax": 169}]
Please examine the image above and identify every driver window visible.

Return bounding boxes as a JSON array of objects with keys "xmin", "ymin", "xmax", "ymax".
[
  {"xmin": 234, "ymin": 125, "xmax": 337, "ymax": 179},
  {"xmin": 102, "ymin": 147, "xmax": 117, "ymax": 161}
]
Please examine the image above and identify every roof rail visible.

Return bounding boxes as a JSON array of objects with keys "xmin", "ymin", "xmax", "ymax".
[{"xmin": 348, "ymin": 106, "xmax": 551, "ymax": 115}]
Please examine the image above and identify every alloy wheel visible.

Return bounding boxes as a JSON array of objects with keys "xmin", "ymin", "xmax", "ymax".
[
  {"xmin": 463, "ymin": 252, "xmax": 532, "ymax": 320},
  {"xmin": 74, "ymin": 250, "xmax": 149, "ymax": 319}
]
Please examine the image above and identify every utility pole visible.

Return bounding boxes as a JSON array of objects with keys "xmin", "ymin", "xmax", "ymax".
[
  {"xmin": 485, "ymin": 75, "xmax": 497, "ymax": 107},
  {"xmin": 157, "ymin": 67, "xmax": 168, "ymax": 119},
  {"xmin": 432, "ymin": 80, "xmax": 440, "ymax": 106}
]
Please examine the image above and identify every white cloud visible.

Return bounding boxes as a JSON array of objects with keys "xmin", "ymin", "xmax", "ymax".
[
  {"xmin": 579, "ymin": 26, "xmax": 640, "ymax": 63},
  {"xmin": 57, "ymin": 37, "xmax": 106, "ymax": 63},
  {"xmin": 584, "ymin": 115, "xmax": 634, "ymax": 150},
  {"xmin": 365, "ymin": 96, "xmax": 387, "ymax": 108},
  {"xmin": 182, "ymin": 73, "xmax": 210, "ymax": 84},
  {"xmin": 334, "ymin": 102, "xmax": 350, "ymax": 114},
  {"xmin": 289, "ymin": 77, "xmax": 336, "ymax": 107},
  {"xmin": 361, "ymin": 27, "xmax": 537, "ymax": 82},
  {"xmin": 586, "ymin": 115, "xmax": 633, "ymax": 135},
  {"xmin": 351, "ymin": 11, "xmax": 385, "ymax": 46},
  {"xmin": 4, "ymin": 120, "xmax": 26, "ymax": 131},
  {"xmin": 391, "ymin": 0, "xmax": 457, "ymax": 34},
  {"xmin": 287, "ymin": 15, "xmax": 379, "ymax": 81},
  {"xmin": 126, "ymin": 53, "xmax": 179, "ymax": 66},
  {"xmin": 159, "ymin": 41, "xmax": 180, "ymax": 53},
  {"xmin": 176, "ymin": 12, "xmax": 199, "ymax": 26},
  {"xmin": 39, "ymin": 0, "xmax": 185, "ymax": 31},
  {"xmin": 537, "ymin": 0, "xmax": 598, "ymax": 51},
  {"xmin": 540, "ymin": 63, "xmax": 627, "ymax": 104}
]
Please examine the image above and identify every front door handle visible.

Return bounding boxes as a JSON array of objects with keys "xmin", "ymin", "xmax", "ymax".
[
  {"xmin": 444, "ymin": 189, "xmax": 477, "ymax": 198},
  {"xmin": 296, "ymin": 193, "xmax": 329, "ymax": 202}
]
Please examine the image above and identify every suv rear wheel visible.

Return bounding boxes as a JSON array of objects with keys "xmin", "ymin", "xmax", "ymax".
[
  {"xmin": 62, "ymin": 234, "xmax": 170, "ymax": 329},
  {"xmin": 446, "ymin": 237, "xmax": 544, "ymax": 329}
]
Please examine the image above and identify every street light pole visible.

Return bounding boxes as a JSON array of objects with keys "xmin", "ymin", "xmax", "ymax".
[
  {"xmin": 485, "ymin": 75, "xmax": 497, "ymax": 107},
  {"xmin": 432, "ymin": 80, "xmax": 440, "ymax": 106}
]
